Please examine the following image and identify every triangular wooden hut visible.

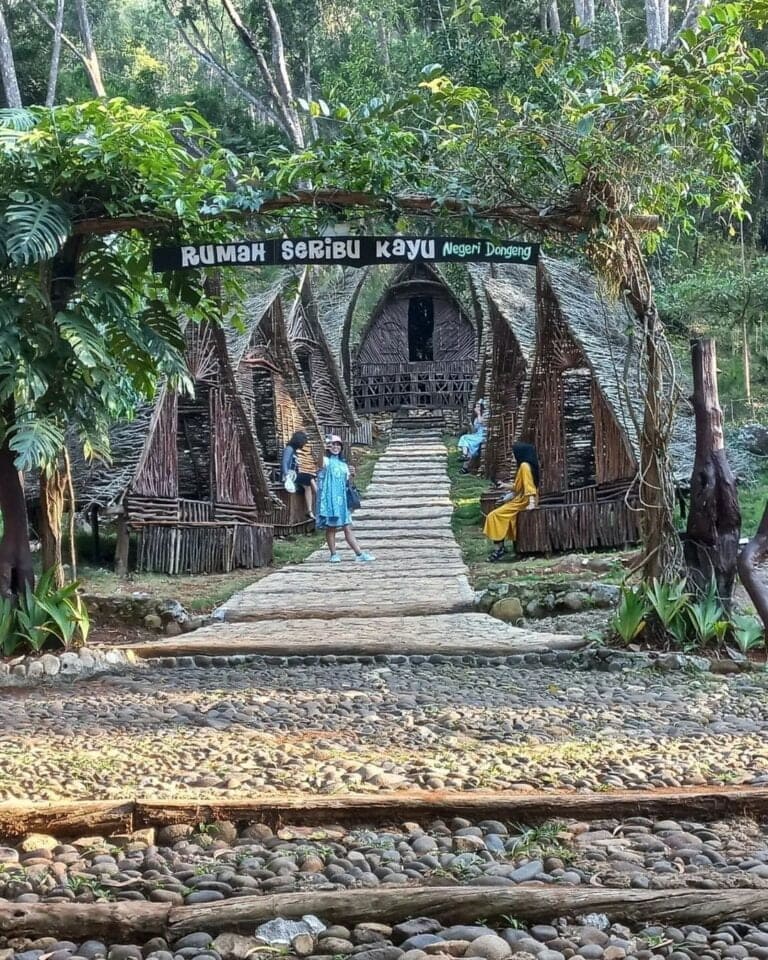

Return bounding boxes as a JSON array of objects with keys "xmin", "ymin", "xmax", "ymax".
[
  {"xmin": 234, "ymin": 282, "xmax": 325, "ymax": 534},
  {"xmin": 68, "ymin": 319, "xmax": 274, "ymax": 574},
  {"xmin": 481, "ymin": 257, "xmax": 694, "ymax": 553},
  {"xmin": 349, "ymin": 262, "xmax": 478, "ymax": 413},
  {"xmin": 286, "ymin": 269, "xmax": 356, "ymax": 433}
]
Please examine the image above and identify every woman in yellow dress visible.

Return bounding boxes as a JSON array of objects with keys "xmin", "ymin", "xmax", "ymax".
[{"xmin": 484, "ymin": 443, "xmax": 540, "ymax": 561}]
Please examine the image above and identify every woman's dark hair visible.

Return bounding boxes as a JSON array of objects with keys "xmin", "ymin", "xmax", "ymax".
[
  {"xmin": 288, "ymin": 430, "xmax": 308, "ymax": 449},
  {"xmin": 512, "ymin": 442, "xmax": 540, "ymax": 487}
]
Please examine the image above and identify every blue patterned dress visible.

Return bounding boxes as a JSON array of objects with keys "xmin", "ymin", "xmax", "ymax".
[{"xmin": 316, "ymin": 455, "xmax": 352, "ymax": 529}]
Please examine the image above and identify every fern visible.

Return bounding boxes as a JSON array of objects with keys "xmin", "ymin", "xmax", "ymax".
[{"xmin": 2, "ymin": 193, "xmax": 70, "ymax": 265}]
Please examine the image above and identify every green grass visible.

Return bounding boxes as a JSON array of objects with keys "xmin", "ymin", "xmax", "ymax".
[{"xmin": 445, "ymin": 437, "xmax": 493, "ymax": 569}]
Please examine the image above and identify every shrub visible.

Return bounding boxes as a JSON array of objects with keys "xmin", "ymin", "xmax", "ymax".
[{"xmin": 1, "ymin": 569, "xmax": 90, "ymax": 657}]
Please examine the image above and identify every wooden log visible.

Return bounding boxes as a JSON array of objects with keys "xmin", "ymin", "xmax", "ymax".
[
  {"xmin": 2, "ymin": 886, "xmax": 768, "ymax": 941},
  {"xmin": 7, "ymin": 785, "xmax": 768, "ymax": 844},
  {"xmin": 114, "ymin": 517, "xmax": 130, "ymax": 578},
  {"xmin": 737, "ymin": 501, "xmax": 768, "ymax": 630},
  {"xmin": 684, "ymin": 339, "xmax": 741, "ymax": 604},
  {"xmin": 0, "ymin": 900, "xmax": 169, "ymax": 940},
  {"xmin": 168, "ymin": 887, "xmax": 768, "ymax": 937},
  {"xmin": 0, "ymin": 800, "xmax": 134, "ymax": 840}
]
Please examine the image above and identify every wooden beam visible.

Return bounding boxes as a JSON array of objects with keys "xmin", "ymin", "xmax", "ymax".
[
  {"xmin": 0, "ymin": 901, "xmax": 169, "ymax": 940},
  {"xmin": 71, "ymin": 190, "xmax": 660, "ymax": 238},
  {"xmin": 5, "ymin": 786, "xmax": 768, "ymax": 840}
]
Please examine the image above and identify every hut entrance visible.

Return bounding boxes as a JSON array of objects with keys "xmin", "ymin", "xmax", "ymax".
[
  {"xmin": 296, "ymin": 347, "xmax": 313, "ymax": 393},
  {"xmin": 251, "ymin": 366, "xmax": 279, "ymax": 461},
  {"xmin": 562, "ymin": 368, "xmax": 597, "ymax": 489},
  {"xmin": 177, "ymin": 383, "xmax": 212, "ymax": 501},
  {"xmin": 408, "ymin": 297, "xmax": 434, "ymax": 361}
]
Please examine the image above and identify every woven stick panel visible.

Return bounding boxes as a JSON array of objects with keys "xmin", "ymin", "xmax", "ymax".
[
  {"xmin": 486, "ymin": 314, "xmax": 526, "ymax": 482},
  {"xmin": 132, "ymin": 392, "xmax": 178, "ymax": 499},
  {"xmin": 517, "ymin": 499, "xmax": 640, "ymax": 554},
  {"xmin": 136, "ymin": 522, "xmax": 273, "ymax": 574},
  {"xmin": 352, "ymin": 361, "xmax": 475, "ymax": 414}
]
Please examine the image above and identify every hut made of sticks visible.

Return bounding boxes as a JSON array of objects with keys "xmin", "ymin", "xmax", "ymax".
[
  {"xmin": 482, "ymin": 257, "xmax": 694, "ymax": 553},
  {"xmin": 286, "ymin": 269, "xmax": 356, "ymax": 434},
  {"xmin": 235, "ymin": 282, "xmax": 325, "ymax": 534},
  {"xmin": 67, "ymin": 319, "xmax": 274, "ymax": 574},
  {"xmin": 350, "ymin": 262, "xmax": 478, "ymax": 413}
]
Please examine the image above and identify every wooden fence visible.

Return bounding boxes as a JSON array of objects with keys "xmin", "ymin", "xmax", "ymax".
[{"xmin": 352, "ymin": 360, "xmax": 475, "ymax": 413}]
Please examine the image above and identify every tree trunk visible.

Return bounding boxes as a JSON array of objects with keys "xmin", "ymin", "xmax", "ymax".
[
  {"xmin": 638, "ymin": 307, "xmax": 681, "ymax": 581},
  {"xmin": 46, "ymin": 0, "xmax": 65, "ymax": 105},
  {"xmin": 0, "ymin": 431, "xmax": 34, "ymax": 599},
  {"xmin": 684, "ymin": 339, "xmax": 740, "ymax": 605},
  {"xmin": 0, "ymin": 1, "xmax": 22, "ymax": 108},
  {"xmin": 574, "ymin": 0, "xmax": 595, "ymax": 47},
  {"xmin": 64, "ymin": 447, "xmax": 77, "ymax": 580},
  {"xmin": 665, "ymin": 0, "xmax": 711, "ymax": 52},
  {"xmin": 737, "ymin": 502, "xmax": 768, "ymax": 631},
  {"xmin": 72, "ymin": 0, "xmax": 106, "ymax": 96},
  {"xmin": 742, "ymin": 317, "xmax": 752, "ymax": 409},
  {"xmin": 114, "ymin": 516, "xmax": 130, "ymax": 577},
  {"xmin": 39, "ymin": 458, "xmax": 67, "ymax": 587},
  {"xmin": 645, "ymin": 0, "xmax": 663, "ymax": 49}
]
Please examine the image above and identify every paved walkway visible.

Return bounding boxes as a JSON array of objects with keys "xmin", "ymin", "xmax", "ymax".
[
  {"xmin": 219, "ymin": 430, "xmax": 472, "ymax": 621},
  {"xmin": 126, "ymin": 428, "xmax": 580, "ymax": 658}
]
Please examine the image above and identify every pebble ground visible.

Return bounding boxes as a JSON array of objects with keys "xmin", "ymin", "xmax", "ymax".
[{"xmin": 2, "ymin": 660, "xmax": 768, "ymax": 800}]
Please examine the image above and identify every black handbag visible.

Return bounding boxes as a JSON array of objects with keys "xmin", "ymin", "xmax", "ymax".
[{"xmin": 346, "ymin": 483, "xmax": 362, "ymax": 511}]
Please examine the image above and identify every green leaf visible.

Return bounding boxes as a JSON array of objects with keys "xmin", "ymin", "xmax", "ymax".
[{"xmin": 3, "ymin": 195, "xmax": 71, "ymax": 265}]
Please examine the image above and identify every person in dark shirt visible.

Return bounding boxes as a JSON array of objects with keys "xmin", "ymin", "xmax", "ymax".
[{"xmin": 281, "ymin": 430, "xmax": 317, "ymax": 520}]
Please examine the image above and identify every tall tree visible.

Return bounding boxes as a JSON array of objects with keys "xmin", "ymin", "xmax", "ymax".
[
  {"xmin": 0, "ymin": 0, "xmax": 22, "ymax": 108},
  {"xmin": 27, "ymin": 0, "xmax": 106, "ymax": 97},
  {"xmin": 46, "ymin": 0, "xmax": 66, "ymax": 106}
]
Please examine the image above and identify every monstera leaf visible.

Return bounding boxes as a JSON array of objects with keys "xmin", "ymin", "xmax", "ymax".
[
  {"xmin": 0, "ymin": 108, "xmax": 36, "ymax": 145},
  {"xmin": 2, "ymin": 193, "xmax": 71, "ymax": 265}
]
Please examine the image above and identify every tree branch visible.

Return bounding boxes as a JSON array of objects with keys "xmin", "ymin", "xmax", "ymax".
[
  {"xmin": 161, "ymin": 0, "xmax": 281, "ymax": 127},
  {"xmin": 217, "ymin": 0, "xmax": 304, "ymax": 147},
  {"xmin": 71, "ymin": 189, "xmax": 661, "ymax": 237}
]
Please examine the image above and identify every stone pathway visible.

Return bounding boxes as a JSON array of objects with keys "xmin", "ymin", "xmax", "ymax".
[
  {"xmin": 129, "ymin": 429, "xmax": 578, "ymax": 657},
  {"xmin": 218, "ymin": 431, "xmax": 473, "ymax": 622}
]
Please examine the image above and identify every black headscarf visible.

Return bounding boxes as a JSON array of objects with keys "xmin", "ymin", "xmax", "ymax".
[{"xmin": 513, "ymin": 442, "xmax": 540, "ymax": 487}]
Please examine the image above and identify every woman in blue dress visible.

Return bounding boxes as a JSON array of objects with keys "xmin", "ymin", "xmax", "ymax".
[
  {"xmin": 457, "ymin": 400, "xmax": 486, "ymax": 472},
  {"xmin": 316, "ymin": 435, "xmax": 376, "ymax": 564}
]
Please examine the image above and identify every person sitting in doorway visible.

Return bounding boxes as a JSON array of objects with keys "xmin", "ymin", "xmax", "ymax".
[
  {"xmin": 457, "ymin": 400, "xmax": 487, "ymax": 474},
  {"xmin": 484, "ymin": 442, "xmax": 540, "ymax": 561},
  {"xmin": 281, "ymin": 430, "xmax": 317, "ymax": 520}
]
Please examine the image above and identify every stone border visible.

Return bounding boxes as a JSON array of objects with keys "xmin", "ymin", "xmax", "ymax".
[
  {"xmin": 1, "ymin": 640, "xmax": 752, "ymax": 682},
  {"xmin": 0, "ymin": 646, "xmax": 144, "ymax": 684}
]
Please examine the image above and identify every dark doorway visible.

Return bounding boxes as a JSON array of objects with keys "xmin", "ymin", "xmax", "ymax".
[
  {"xmin": 408, "ymin": 297, "xmax": 434, "ymax": 362},
  {"xmin": 296, "ymin": 350, "xmax": 312, "ymax": 392},
  {"xmin": 251, "ymin": 367, "xmax": 279, "ymax": 461},
  {"xmin": 562, "ymin": 368, "xmax": 597, "ymax": 489},
  {"xmin": 177, "ymin": 383, "xmax": 212, "ymax": 500}
]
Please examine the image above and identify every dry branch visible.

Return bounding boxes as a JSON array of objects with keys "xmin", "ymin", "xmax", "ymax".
[{"xmin": 71, "ymin": 191, "xmax": 660, "ymax": 238}]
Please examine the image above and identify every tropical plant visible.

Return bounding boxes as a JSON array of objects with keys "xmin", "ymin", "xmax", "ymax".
[
  {"xmin": 686, "ymin": 580, "xmax": 726, "ymax": 645},
  {"xmin": 731, "ymin": 614, "xmax": 765, "ymax": 654},
  {"xmin": 1, "ymin": 567, "xmax": 90, "ymax": 655},
  {"xmin": 0, "ymin": 100, "xmax": 238, "ymax": 594},
  {"xmin": 611, "ymin": 585, "xmax": 648, "ymax": 642},
  {"xmin": 644, "ymin": 578, "xmax": 689, "ymax": 629}
]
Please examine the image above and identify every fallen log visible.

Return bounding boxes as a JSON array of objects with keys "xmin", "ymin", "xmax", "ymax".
[
  {"xmin": 3, "ymin": 886, "xmax": 768, "ymax": 941},
  {"xmin": 0, "ymin": 900, "xmax": 169, "ymax": 940},
  {"xmin": 171, "ymin": 886, "xmax": 768, "ymax": 936}
]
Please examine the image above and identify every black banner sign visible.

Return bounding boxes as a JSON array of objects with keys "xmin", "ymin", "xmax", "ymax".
[{"xmin": 151, "ymin": 236, "xmax": 540, "ymax": 272}]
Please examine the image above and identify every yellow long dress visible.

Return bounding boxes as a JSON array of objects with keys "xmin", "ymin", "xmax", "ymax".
[{"xmin": 483, "ymin": 462, "xmax": 538, "ymax": 542}]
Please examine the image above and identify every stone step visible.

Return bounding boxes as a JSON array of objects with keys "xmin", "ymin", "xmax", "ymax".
[{"xmin": 120, "ymin": 613, "xmax": 584, "ymax": 660}]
